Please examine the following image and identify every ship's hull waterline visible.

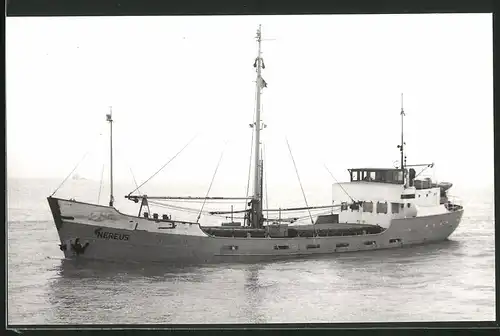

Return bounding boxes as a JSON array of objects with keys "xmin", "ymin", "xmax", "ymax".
[{"xmin": 48, "ymin": 197, "xmax": 464, "ymax": 265}]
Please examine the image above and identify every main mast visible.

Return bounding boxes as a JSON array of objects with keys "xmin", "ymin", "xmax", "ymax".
[
  {"xmin": 398, "ymin": 93, "xmax": 407, "ymax": 186},
  {"xmin": 250, "ymin": 25, "xmax": 266, "ymax": 228},
  {"xmin": 106, "ymin": 107, "xmax": 115, "ymax": 207}
]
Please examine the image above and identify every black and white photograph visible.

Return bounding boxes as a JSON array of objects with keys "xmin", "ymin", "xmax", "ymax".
[{"xmin": 6, "ymin": 13, "xmax": 494, "ymax": 325}]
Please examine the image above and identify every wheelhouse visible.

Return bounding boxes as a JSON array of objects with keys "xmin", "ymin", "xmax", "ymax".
[{"xmin": 348, "ymin": 168, "xmax": 405, "ymax": 185}]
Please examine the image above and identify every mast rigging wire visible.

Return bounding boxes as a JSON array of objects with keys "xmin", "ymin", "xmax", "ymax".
[
  {"xmin": 151, "ymin": 200, "xmax": 340, "ymax": 215},
  {"xmin": 149, "ymin": 200, "xmax": 232, "ymax": 219},
  {"xmin": 209, "ymin": 203, "xmax": 343, "ymax": 215},
  {"xmin": 50, "ymin": 152, "xmax": 90, "ymax": 197},
  {"xmin": 149, "ymin": 201, "xmax": 337, "ymax": 222},
  {"xmin": 196, "ymin": 142, "xmax": 228, "ymax": 223},
  {"xmin": 50, "ymin": 126, "xmax": 106, "ymax": 197},
  {"xmin": 97, "ymin": 164, "xmax": 105, "ymax": 204},
  {"xmin": 263, "ymin": 144, "xmax": 269, "ymax": 222},
  {"xmin": 113, "ymin": 146, "xmax": 143, "ymax": 196},
  {"xmin": 323, "ymin": 164, "xmax": 356, "ymax": 203},
  {"xmin": 149, "ymin": 200, "xmax": 201, "ymax": 212},
  {"xmin": 414, "ymin": 164, "xmax": 434, "ymax": 180},
  {"xmin": 129, "ymin": 132, "xmax": 201, "ymax": 195},
  {"xmin": 285, "ymin": 137, "xmax": 314, "ymax": 225},
  {"xmin": 129, "ymin": 167, "xmax": 142, "ymax": 195},
  {"xmin": 142, "ymin": 198, "xmax": 247, "ymax": 204}
]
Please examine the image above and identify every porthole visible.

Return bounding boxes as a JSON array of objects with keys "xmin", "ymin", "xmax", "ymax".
[{"xmin": 222, "ymin": 245, "xmax": 239, "ymax": 251}]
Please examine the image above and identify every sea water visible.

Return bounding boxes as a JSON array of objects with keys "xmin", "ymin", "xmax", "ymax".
[{"xmin": 7, "ymin": 178, "xmax": 495, "ymax": 324}]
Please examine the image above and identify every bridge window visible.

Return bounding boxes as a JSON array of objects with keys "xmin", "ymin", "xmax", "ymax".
[
  {"xmin": 376, "ymin": 202, "xmax": 388, "ymax": 214},
  {"xmin": 336, "ymin": 243, "xmax": 349, "ymax": 248},
  {"xmin": 341, "ymin": 202, "xmax": 348, "ymax": 211},
  {"xmin": 375, "ymin": 171, "xmax": 386, "ymax": 182},
  {"xmin": 350, "ymin": 169, "xmax": 404, "ymax": 184},
  {"xmin": 274, "ymin": 245, "xmax": 289, "ymax": 250},
  {"xmin": 307, "ymin": 244, "xmax": 320, "ymax": 249},
  {"xmin": 361, "ymin": 171, "xmax": 376, "ymax": 181},
  {"xmin": 363, "ymin": 201, "xmax": 373, "ymax": 213}
]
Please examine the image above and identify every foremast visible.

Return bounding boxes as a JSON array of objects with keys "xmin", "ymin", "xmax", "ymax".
[
  {"xmin": 106, "ymin": 107, "xmax": 115, "ymax": 207},
  {"xmin": 250, "ymin": 25, "xmax": 267, "ymax": 229}
]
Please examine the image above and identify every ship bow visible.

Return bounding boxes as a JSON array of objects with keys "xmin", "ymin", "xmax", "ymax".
[{"xmin": 47, "ymin": 196, "xmax": 64, "ymax": 231}]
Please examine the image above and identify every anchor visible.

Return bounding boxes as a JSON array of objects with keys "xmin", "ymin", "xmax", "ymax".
[{"xmin": 69, "ymin": 238, "xmax": 90, "ymax": 255}]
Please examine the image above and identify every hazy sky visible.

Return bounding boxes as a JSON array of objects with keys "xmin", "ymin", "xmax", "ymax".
[{"xmin": 6, "ymin": 14, "xmax": 493, "ymax": 194}]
